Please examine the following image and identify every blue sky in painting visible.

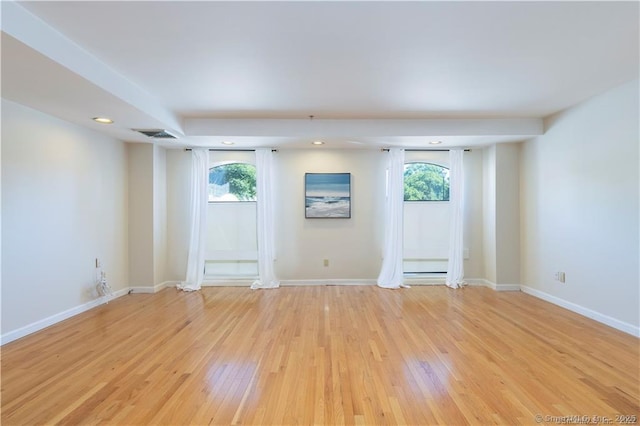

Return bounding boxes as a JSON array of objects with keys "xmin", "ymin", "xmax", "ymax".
[{"xmin": 305, "ymin": 173, "xmax": 350, "ymax": 198}]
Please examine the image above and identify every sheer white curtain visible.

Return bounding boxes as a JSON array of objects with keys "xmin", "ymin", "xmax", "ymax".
[
  {"xmin": 251, "ymin": 149, "xmax": 280, "ymax": 289},
  {"xmin": 446, "ymin": 149, "xmax": 465, "ymax": 288},
  {"xmin": 178, "ymin": 149, "xmax": 209, "ymax": 292},
  {"xmin": 377, "ymin": 148, "xmax": 407, "ymax": 289}
]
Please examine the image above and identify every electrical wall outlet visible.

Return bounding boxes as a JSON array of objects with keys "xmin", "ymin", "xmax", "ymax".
[
  {"xmin": 555, "ymin": 272, "xmax": 566, "ymax": 283},
  {"xmin": 323, "ymin": 259, "xmax": 329, "ymax": 267}
]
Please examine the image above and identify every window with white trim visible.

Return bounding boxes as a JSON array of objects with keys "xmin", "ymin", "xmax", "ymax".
[
  {"xmin": 205, "ymin": 153, "xmax": 258, "ymax": 279},
  {"xmin": 403, "ymin": 155, "xmax": 451, "ymax": 274}
]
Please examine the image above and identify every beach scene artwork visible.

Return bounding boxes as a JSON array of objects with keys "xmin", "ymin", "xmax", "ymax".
[{"xmin": 305, "ymin": 173, "xmax": 351, "ymax": 218}]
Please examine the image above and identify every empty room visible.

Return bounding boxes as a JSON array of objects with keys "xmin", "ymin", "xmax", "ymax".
[{"xmin": 1, "ymin": 1, "xmax": 638, "ymax": 425}]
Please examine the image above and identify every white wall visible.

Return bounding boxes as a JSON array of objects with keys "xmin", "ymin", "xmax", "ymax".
[
  {"xmin": 153, "ymin": 146, "xmax": 167, "ymax": 285},
  {"xmin": 165, "ymin": 149, "xmax": 387, "ymax": 281},
  {"xmin": 483, "ymin": 146, "xmax": 497, "ymax": 283},
  {"xmin": 483, "ymin": 143, "xmax": 522, "ymax": 286},
  {"xmin": 520, "ymin": 79, "xmax": 639, "ymax": 330},
  {"xmin": 166, "ymin": 149, "xmax": 190, "ymax": 282},
  {"xmin": 274, "ymin": 149, "xmax": 386, "ymax": 280},
  {"xmin": 462, "ymin": 149, "xmax": 485, "ymax": 279},
  {"xmin": 128, "ymin": 143, "xmax": 169, "ymax": 288},
  {"xmin": 495, "ymin": 143, "xmax": 521, "ymax": 285},
  {"xmin": 165, "ymin": 148, "xmax": 486, "ymax": 282},
  {"xmin": 1, "ymin": 99, "xmax": 129, "ymax": 335},
  {"xmin": 128, "ymin": 143, "xmax": 155, "ymax": 287}
]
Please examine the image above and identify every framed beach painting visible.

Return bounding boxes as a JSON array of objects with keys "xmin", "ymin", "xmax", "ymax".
[{"xmin": 305, "ymin": 173, "xmax": 351, "ymax": 218}]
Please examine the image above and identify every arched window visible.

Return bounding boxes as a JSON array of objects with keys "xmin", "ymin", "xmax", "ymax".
[
  {"xmin": 404, "ymin": 162, "xmax": 450, "ymax": 201},
  {"xmin": 206, "ymin": 160, "xmax": 258, "ymax": 278},
  {"xmin": 208, "ymin": 163, "xmax": 257, "ymax": 202}
]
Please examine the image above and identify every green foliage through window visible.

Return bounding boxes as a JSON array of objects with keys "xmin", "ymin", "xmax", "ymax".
[
  {"xmin": 404, "ymin": 162, "xmax": 450, "ymax": 201},
  {"xmin": 209, "ymin": 163, "xmax": 257, "ymax": 201}
]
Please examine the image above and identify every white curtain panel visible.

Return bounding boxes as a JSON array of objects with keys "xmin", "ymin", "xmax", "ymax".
[
  {"xmin": 178, "ymin": 148, "xmax": 209, "ymax": 292},
  {"xmin": 251, "ymin": 149, "xmax": 280, "ymax": 289},
  {"xmin": 377, "ymin": 148, "xmax": 407, "ymax": 289},
  {"xmin": 446, "ymin": 148, "xmax": 465, "ymax": 288}
]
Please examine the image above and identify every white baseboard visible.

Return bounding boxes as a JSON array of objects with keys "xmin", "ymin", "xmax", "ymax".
[
  {"xmin": 129, "ymin": 281, "xmax": 177, "ymax": 294},
  {"xmin": 153, "ymin": 281, "xmax": 174, "ymax": 293},
  {"xmin": 0, "ymin": 288, "xmax": 129, "ymax": 346},
  {"xmin": 202, "ymin": 279, "xmax": 254, "ymax": 287},
  {"xmin": 7, "ymin": 279, "xmax": 635, "ymax": 346},
  {"xmin": 495, "ymin": 284, "xmax": 522, "ymax": 291},
  {"xmin": 0, "ymin": 281, "xmax": 180, "ymax": 345},
  {"xmin": 464, "ymin": 278, "xmax": 487, "ymax": 287},
  {"xmin": 404, "ymin": 277, "xmax": 446, "ymax": 286},
  {"xmin": 520, "ymin": 286, "xmax": 640, "ymax": 337},
  {"xmin": 110, "ymin": 288, "xmax": 131, "ymax": 299},
  {"xmin": 281, "ymin": 279, "xmax": 377, "ymax": 286},
  {"xmin": 465, "ymin": 279, "xmax": 521, "ymax": 291},
  {"xmin": 128, "ymin": 286, "xmax": 155, "ymax": 294},
  {"xmin": 156, "ymin": 281, "xmax": 178, "ymax": 291}
]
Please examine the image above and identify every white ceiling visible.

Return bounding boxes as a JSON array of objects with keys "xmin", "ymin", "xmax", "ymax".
[{"xmin": 2, "ymin": 1, "xmax": 638, "ymax": 149}]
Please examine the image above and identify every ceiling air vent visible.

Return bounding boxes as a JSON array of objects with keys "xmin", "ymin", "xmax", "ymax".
[{"xmin": 133, "ymin": 129, "xmax": 177, "ymax": 139}]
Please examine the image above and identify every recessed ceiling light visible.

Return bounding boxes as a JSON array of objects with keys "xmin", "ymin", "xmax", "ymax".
[
  {"xmin": 312, "ymin": 140, "xmax": 324, "ymax": 145},
  {"xmin": 93, "ymin": 117, "xmax": 113, "ymax": 124},
  {"xmin": 222, "ymin": 141, "xmax": 235, "ymax": 145},
  {"xmin": 429, "ymin": 140, "xmax": 442, "ymax": 145}
]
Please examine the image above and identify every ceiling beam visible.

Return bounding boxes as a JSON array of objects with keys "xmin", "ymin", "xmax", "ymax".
[
  {"xmin": 2, "ymin": 1, "xmax": 183, "ymax": 135},
  {"xmin": 184, "ymin": 117, "xmax": 544, "ymax": 138}
]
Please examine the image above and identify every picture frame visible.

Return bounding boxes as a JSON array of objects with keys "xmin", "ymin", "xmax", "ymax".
[{"xmin": 305, "ymin": 173, "xmax": 351, "ymax": 219}]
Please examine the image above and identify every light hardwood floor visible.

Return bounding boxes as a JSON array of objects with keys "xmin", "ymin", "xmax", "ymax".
[{"xmin": 1, "ymin": 286, "xmax": 638, "ymax": 425}]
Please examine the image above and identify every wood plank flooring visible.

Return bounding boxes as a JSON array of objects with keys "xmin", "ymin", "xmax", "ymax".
[{"xmin": 1, "ymin": 286, "xmax": 638, "ymax": 425}]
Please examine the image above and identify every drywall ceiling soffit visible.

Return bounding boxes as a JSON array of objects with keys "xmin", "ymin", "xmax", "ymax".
[
  {"xmin": 1, "ymin": 25, "xmax": 542, "ymax": 149},
  {"xmin": 1, "ymin": 1, "xmax": 183, "ymax": 142},
  {"xmin": 1, "ymin": 33, "xmax": 176, "ymax": 144},
  {"xmin": 182, "ymin": 117, "xmax": 543, "ymax": 148},
  {"xmin": 2, "ymin": 1, "xmax": 638, "ymax": 149}
]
